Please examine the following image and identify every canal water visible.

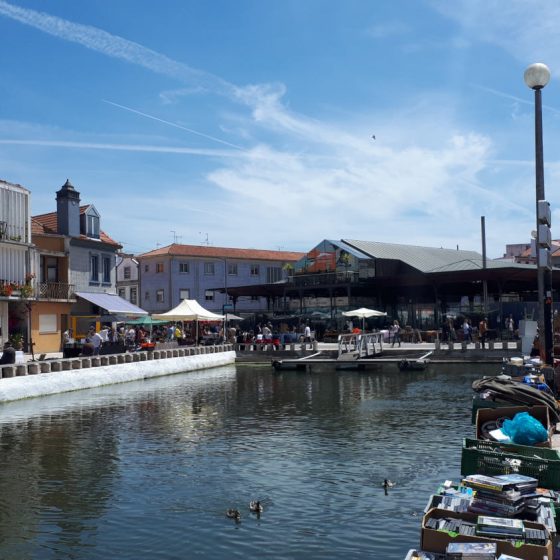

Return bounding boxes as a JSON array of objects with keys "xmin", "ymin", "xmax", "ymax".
[{"xmin": 0, "ymin": 362, "xmax": 497, "ymax": 559}]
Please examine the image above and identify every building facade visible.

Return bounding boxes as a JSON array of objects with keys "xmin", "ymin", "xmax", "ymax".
[
  {"xmin": 116, "ymin": 254, "xmax": 139, "ymax": 306},
  {"xmin": 137, "ymin": 244, "xmax": 304, "ymax": 315},
  {"xmin": 0, "ymin": 179, "xmax": 34, "ymax": 349},
  {"xmin": 31, "ymin": 180, "xmax": 125, "ymax": 348}
]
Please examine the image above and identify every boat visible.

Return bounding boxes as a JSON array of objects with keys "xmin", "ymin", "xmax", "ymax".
[{"xmin": 397, "ymin": 351, "xmax": 432, "ymax": 371}]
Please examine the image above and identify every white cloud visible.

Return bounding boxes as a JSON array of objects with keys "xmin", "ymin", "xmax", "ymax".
[
  {"xmin": 0, "ymin": 0, "xmax": 545, "ymax": 256},
  {"xmin": 431, "ymin": 0, "xmax": 560, "ymax": 64},
  {"xmin": 366, "ymin": 21, "xmax": 410, "ymax": 39}
]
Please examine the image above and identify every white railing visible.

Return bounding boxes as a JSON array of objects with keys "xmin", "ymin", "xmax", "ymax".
[{"xmin": 337, "ymin": 332, "xmax": 383, "ymax": 359}]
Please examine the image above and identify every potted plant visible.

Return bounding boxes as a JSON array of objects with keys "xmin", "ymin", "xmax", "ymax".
[
  {"xmin": 0, "ymin": 283, "xmax": 14, "ymax": 297},
  {"xmin": 9, "ymin": 333, "xmax": 23, "ymax": 350}
]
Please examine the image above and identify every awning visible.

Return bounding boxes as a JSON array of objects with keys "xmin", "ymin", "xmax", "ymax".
[{"xmin": 75, "ymin": 292, "xmax": 148, "ymax": 317}]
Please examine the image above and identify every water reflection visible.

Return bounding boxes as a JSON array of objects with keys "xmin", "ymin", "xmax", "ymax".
[{"xmin": 0, "ymin": 363, "xmax": 497, "ymax": 559}]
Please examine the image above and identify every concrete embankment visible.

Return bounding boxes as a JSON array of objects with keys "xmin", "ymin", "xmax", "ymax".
[{"xmin": 0, "ymin": 346, "xmax": 235, "ymax": 403}]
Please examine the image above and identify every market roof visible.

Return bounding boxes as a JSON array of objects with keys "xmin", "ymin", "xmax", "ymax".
[
  {"xmin": 341, "ymin": 239, "xmax": 533, "ymax": 274},
  {"xmin": 32, "ymin": 206, "xmax": 119, "ymax": 246},
  {"xmin": 138, "ymin": 243, "xmax": 304, "ymax": 262}
]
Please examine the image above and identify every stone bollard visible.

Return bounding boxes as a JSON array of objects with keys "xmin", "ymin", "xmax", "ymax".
[
  {"xmin": 117, "ymin": 355, "xmax": 125, "ymax": 364},
  {"xmin": 448, "ymin": 341, "xmax": 454, "ymax": 351},
  {"xmin": 435, "ymin": 340, "xmax": 441, "ymax": 351},
  {"xmin": 153, "ymin": 350, "xmax": 160, "ymax": 359},
  {"xmin": 132, "ymin": 353, "xmax": 140, "ymax": 362},
  {"xmin": 139, "ymin": 352, "xmax": 147, "ymax": 361},
  {"xmin": 81, "ymin": 358, "xmax": 91, "ymax": 368},
  {"xmin": 2, "ymin": 366, "xmax": 15, "ymax": 378},
  {"xmin": 91, "ymin": 357, "xmax": 101, "ymax": 367},
  {"xmin": 109, "ymin": 355, "xmax": 118, "ymax": 365},
  {"xmin": 146, "ymin": 351, "xmax": 153, "ymax": 360},
  {"xmin": 172, "ymin": 349, "xmax": 178, "ymax": 357},
  {"xmin": 100, "ymin": 356, "xmax": 109, "ymax": 366},
  {"xmin": 50, "ymin": 361, "xmax": 62, "ymax": 372},
  {"xmin": 475, "ymin": 342, "xmax": 481, "ymax": 349},
  {"xmin": 61, "ymin": 360, "xmax": 71, "ymax": 371},
  {"xmin": 290, "ymin": 344, "xmax": 295, "ymax": 351},
  {"xmin": 16, "ymin": 365, "xmax": 27, "ymax": 376},
  {"xmin": 488, "ymin": 341, "xmax": 494, "ymax": 351},
  {"xmin": 27, "ymin": 363, "xmax": 40, "ymax": 375},
  {"xmin": 125, "ymin": 354, "xmax": 133, "ymax": 363},
  {"xmin": 167, "ymin": 350, "xmax": 174, "ymax": 358},
  {"xmin": 71, "ymin": 359, "xmax": 81, "ymax": 369},
  {"xmin": 461, "ymin": 341, "xmax": 467, "ymax": 352},
  {"xmin": 40, "ymin": 361, "xmax": 51, "ymax": 373}
]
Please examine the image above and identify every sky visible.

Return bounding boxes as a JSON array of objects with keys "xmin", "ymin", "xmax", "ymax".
[{"xmin": 1, "ymin": 0, "xmax": 560, "ymax": 258}]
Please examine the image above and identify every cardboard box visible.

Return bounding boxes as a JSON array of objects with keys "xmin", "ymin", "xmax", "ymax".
[
  {"xmin": 421, "ymin": 508, "xmax": 552, "ymax": 560},
  {"xmin": 476, "ymin": 405, "xmax": 552, "ymax": 448}
]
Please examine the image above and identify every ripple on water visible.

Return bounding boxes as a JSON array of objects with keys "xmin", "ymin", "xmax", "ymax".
[{"xmin": 0, "ymin": 364, "xmax": 484, "ymax": 559}]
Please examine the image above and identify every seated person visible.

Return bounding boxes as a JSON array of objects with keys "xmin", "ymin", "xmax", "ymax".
[
  {"xmin": 0, "ymin": 342, "xmax": 16, "ymax": 365},
  {"xmin": 81, "ymin": 342, "xmax": 95, "ymax": 356}
]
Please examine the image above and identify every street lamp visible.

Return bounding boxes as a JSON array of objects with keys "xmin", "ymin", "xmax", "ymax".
[{"xmin": 524, "ymin": 62, "xmax": 553, "ymax": 365}]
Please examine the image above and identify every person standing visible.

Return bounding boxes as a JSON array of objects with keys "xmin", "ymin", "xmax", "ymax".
[
  {"xmin": 462, "ymin": 319, "xmax": 472, "ymax": 343},
  {"xmin": 479, "ymin": 317, "xmax": 488, "ymax": 348},
  {"xmin": 505, "ymin": 315, "xmax": 515, "ymax": 340},
  {"xmin": 304, "ymin": 323, "xmax": 312, "ymax": 342}
]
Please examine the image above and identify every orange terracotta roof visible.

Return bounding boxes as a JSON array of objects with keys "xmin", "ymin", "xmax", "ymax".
[
  {"xmin": 139, "ymin": 243, "xmax": 304, "ymax": 262},
  {"xmin": 32, "ymin": 208, "xmax": 120, "ymax": 247}
]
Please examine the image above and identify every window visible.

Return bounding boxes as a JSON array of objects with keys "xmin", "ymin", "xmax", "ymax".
[
  {"xmin": 251, "ymin": 295, "xmax": 259, "ymax": 301},
  {"xmin": 144, "ymin": 291, "xmax": 150, "ymax": 301},
  {"xmin": 39, "ymin": 314, "xmax": 57, "ymax": 333},
  {"xmin": 103, "ymin": 256, "xmax": 111, "ymax": 283},
  {"xmin": 118, "ymin": 288, "xmax": 126, "ymax": 298},
  {"xmin": 205, "ymin": 289, "xmax": 214, "ymax": 301},
  {"xmin": 43, "ymin": 256, "xmax": 58, "ymax": 282},
  {"xmin": 228, "ymin": 263, "xmax": 238, "ymax": 276},
  {"xmin": 179, "ymin": 289, "xmax": 190, "ymax": 300},
  {"xmin": 124, "ymin": 266, "xmax": 131, "ymax": 279},
  {"xmin": 179, "ymin": 263, "xmax": 189, "ymax": 273},
  {"xmin": 156, "ymin": 263, "xmax": 164, "ymax": 273},
  {"xmin": 90, "ymin": 255, "xmax": 99, "ymax": 282},
  {"xmin": 87, "ymin": 214, "xmax": 100, "ymax": 238},
  {"xmin": 250, "ymin": 264, "xmax": 259, "ymax": 276},
  {"xmin": 204, "ymin": 262, "xmax": 215, "ymax": 275},
  {"xmin": 144, "ymin": 264, "xmax": 149, "ymax": 272},
  {"xmin": 130, "ymin": 287, "xmax": 137, "ymax": 305},
  {"xmin": 266, "ymin": 266, "xmax": 282, "ymax": 283},
  {"xmin": 156, "ymin": 289, "xmax": 165, "ymax": 303}
]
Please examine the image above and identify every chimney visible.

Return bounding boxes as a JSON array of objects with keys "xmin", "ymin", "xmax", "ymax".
[{"xmin": 56, "ymin": 179, "xmax": 81, "ymax": 236}]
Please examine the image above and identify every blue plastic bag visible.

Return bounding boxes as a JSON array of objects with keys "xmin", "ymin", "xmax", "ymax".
[{"xmin": 501, "ymin": 412, "xmax": 548, "ymax": 445}]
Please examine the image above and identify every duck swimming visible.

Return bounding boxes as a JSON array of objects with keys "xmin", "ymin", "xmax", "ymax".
[
  {"xmin": 382, "ymin": 479, "xmax": 396, "ymax": 489},
  {"xmin": 226, "ymin": 509, "xmax": 241, "ymax": 520},
  {"xmin": 249, "ymin": 500, "xmax": 263, "ymax": 513}
]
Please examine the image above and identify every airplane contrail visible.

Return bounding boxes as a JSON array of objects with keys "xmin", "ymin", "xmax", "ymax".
[
  {"xmin": 102, "ymin": 100, "xmax": 245, "ymax": 150},
  {"xmin": 0, "ymin": 139, "xmax": 239, "ymax": 157}
]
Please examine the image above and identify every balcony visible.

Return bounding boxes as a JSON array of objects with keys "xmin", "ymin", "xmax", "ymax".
[
  {"xmin": 290, "ymin": 271, "xmax": 361, "ymax": 287},
  {"xmin": 37, "ymin": 282, "xmax": 76, "ymax": 301}
]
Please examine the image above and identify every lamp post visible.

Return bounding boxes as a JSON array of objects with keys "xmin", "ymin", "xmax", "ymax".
[{"xmin": 524, "ymin": 62, "xmax": 553, "ymax": 365}]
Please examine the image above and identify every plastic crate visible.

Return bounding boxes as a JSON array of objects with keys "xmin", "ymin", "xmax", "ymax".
[
  {"xmin": 464, "ymin": 437, "xmax": 560, "ymax": 460},
  {"xmin": 461, "ymin": 442, "xmax": 560, "ymax": 490}
]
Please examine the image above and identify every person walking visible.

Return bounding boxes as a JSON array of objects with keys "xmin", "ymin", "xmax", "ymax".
[
  {"xmin": 391, "ymin": 320, "xmax": 401, "ymax": 347},
  {"xmin": 462, "ymin": 318, "xmax": 472, "ymax": 343},
  {"xmin": 479, "ymin": 317, "xmax": 488, "ymax": 348}
]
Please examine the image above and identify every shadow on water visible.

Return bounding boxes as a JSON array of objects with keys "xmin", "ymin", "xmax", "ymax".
[{"xmin": 0, "ymin": 362, "xmax": 497, "ymax": 559}]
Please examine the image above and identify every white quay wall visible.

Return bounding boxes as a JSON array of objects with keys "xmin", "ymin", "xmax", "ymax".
[{"xmin": 0, "ymin": 351, "xmax": 236, "ymax": 403}]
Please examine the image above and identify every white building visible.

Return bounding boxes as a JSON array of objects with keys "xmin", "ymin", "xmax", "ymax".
[{"xmin": 0, "ymin": 179, "xmax": 34, "ymax": 347}]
